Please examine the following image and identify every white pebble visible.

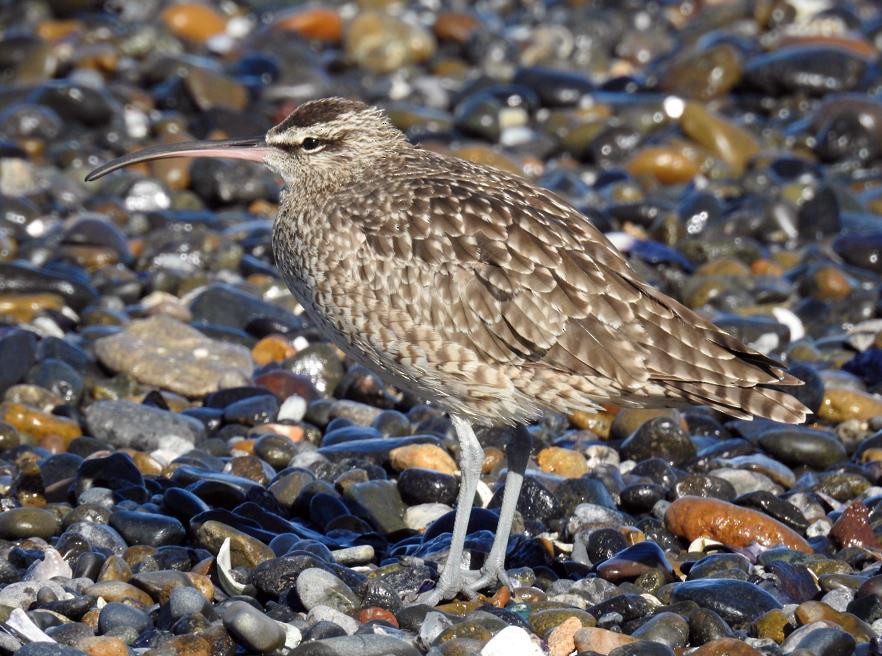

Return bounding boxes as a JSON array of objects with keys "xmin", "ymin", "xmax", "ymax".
[
  {"xmin": 405, "ymin": 503, "xmax": 451, "ymax": 531},
  {"xmin": 278, "ymin": 395, "xmax": 307, "ymax": 422},
  {"xmin": 480, "ymin": 626, "xmax": 544, "ymax": 656}
]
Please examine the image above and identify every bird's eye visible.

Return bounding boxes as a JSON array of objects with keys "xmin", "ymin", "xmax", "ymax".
[{"xmin": 301, "ymin": 137, "xmax": 322, "ymax": 152}]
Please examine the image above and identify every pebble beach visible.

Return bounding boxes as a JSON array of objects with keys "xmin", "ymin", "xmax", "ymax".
[{"xmin": 4, "ymin": 0, "xmax": 882, "ymax": 655}]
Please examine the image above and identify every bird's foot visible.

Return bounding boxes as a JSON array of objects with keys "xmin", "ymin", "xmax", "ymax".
[
  {"xmin": 462, "ymin": 563, "xmax": 514, "ymax": 597},
  {"xmin": 414, "ymin": 564, "xmax": 512, "ymax": 607},
  {"xmin": 414, "ymin": 568, "xmax": 473, "ymax": 607}
]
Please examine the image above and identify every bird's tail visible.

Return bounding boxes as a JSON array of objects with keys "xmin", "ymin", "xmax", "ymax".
[{"xmin": 663, "ymin": 380, "xmax": 810, "ymax": 424}]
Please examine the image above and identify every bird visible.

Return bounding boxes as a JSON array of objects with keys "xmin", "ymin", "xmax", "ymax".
[{"xmin": 87, "ymin": 97, "xmax": 809, "ymax": 606}]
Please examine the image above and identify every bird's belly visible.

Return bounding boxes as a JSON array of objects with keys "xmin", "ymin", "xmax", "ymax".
[{"xmin": 285, "ymin": 276, "xmax": 538, "ymax": 424}]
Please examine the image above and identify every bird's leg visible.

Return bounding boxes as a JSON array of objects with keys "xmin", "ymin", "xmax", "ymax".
[
  {"xmin": 415, "ymin": 415, "xmax": 483, "ymax": 606},
  {"xmin": 465, "ymin": 425, "xmax": 531, "ymax": 595}
]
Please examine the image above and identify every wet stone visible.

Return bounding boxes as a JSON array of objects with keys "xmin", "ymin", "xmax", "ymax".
[
  {"xmin": 296, "ymin": 567, "xmax": 359, "ymax": 614},
  {"xmin": 0, "ymin": 328, "xmax": 37, "ymax": 394},
  {"xmin": 666, "ymin": 496, "xmax": 812, "ymax": 553},
  {"xmin": 397, "ymin": 467, "xmax": 458, "ymax": 505},
  {"xmin": 84, "ymin": 400, "xmax": 204, "ymax": 456},
  {"xmin": 620, "ymin": 417, "xmax": 696, "ymax": 466},
  {"xmin": 109, "ymin": 509, "xmax": 186, "ymax": 547},
  {"xmin": 671, "ymin": 579, "xmax": 782, "ymax": 626},
  {"xmin": 94, "ymin": 316, "xmax": 254, "ymax": 397},
  {"xmin": 757, "ymin": 426, "xmax": 846, "ymax": 469},
  {"xmin": 0, "ymin": 507, "xmax": 61, "ymax": 540},
  {"xmin": 222, "ymin": 600, "xmax": 286, "ymax": 654}
]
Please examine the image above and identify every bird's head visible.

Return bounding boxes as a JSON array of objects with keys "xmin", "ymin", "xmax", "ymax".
[{"xmin": 86, "ymin": 97, "xmax": 408, "ymax": 193}]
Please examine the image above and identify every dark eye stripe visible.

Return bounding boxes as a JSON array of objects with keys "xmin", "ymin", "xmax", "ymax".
[{"xmin": 276, "ymin": 138, "xmax": 336, "ymax": 154}]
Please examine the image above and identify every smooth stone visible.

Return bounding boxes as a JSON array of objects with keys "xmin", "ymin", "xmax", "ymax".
[
  {"xmin": 573, "ymin": 627, "xmax": 637, "ymax": 654},
  {"xmin": 0, "ymin": 262, "xmax": 97, "ymax": 311},
  {"xmin": 820, "ymin": 388, "xmax": 882, "ymax": 422},
  {"xmin": 306, "ymin": 605, "xmax": 358, "ymax": 635},
  {"xmin": 0, "ymin": 328, "xmax": 37, "ymax": 394},
  {"xmin": 169, "ymin": 586, "xmax": 210, "ymax": 619},
  {"xmin": 94, "ymin": 316, "xmax": 253, "ymax": 397},
  {"xmin": 670, "ymin": 579, "xmax": 782, "ymax": 625},
  {"xmin": 489, "ymin": 475, "xmax": 561, "ymax": 522},
  {"xmin": 630, "ymin": 612, "xmax": 689, "ymax": 648},
  {"xmin": 17, "ymin": 644, "xmax": 88, "ymax": 656},
  {"xmin": 295, "ymin": 567, "xmax": 358, "ymax": 613},
  {"xmin": 342, "ymin": 480, "xmax": 407, "ymax": 533},
  {"xmin": 223, "ymin": 395, "xmax": 279, "ymax": 426},
  {"xmin": 0, "ymin": 507, "xmax": 60, "ymax": 539},
  {"xmin": 194, "ymin": 520, "xmax": 274, "ymax": 568},
  {"xmin": 0, "ymin": 401, "xmax": 82, "ymax": 443},
  {"xmin": 76, "ymin": 452, "xmax": 144, "ymax": 498},
  {"xmin": 744, "ymin": 45, "xmax": 868, "ymax": 95},
  {"xmin": 344, "ymin": 12, "xmax": 435, "ymax": 75},
  {"xmin": 596, "ymin": 541, "xmax": 674, "ymax": 583},
  {"xmin": 665, "ymin": 496, "xmax": 812, "ymax": 553},
  {"xmin": 389, "ymin": 443, "xmax": 457, "ymax": 475},
  {"xmin": 757, "ymin": 427, "xmax": 846, "ymax": 469},
  {"xmin": 98, "ymin": 602, "xmax": 151, "ymax": 634},
  {"xmin": 84, "ymin": 400, "xmax": 204, "ymax": 456},
  {"xmin": 537, "ymin": 446, "xmax": 588, "ymax": 478},
  {"xmin": 397, "ymin": 468, "xmax": 458, "ymax": 505},
  {"xmin": 289, "ymin": 634, "xmax": 420, "ymax": 655},
  {"xmin": 679, "ymin": 102, "xmax": 759, "ymax": 175},
  {"xmin": 64, "ymin": 522, "xmax": 128, "ymax": 555},
  {"xmin": 480, "ymin": 626, "xmax": 543, "ymax": 656},
  {"xmin": 0, "ymin": 581, "xmax": 69, "ymax": 609},
  {"xmin": 83, "ymin": 581, "xmax": 153, "ymax": 606},
  {"xmin": 222, "ymin": 600, "xmax": 286, "ymax": 654},
  {"xmin": 109, "ymin": 509, "xmax": 186, "ymax": 547},
  {"xmin": 780, "ymin": 621, "xmax": 855, "ymax": 656},
  {"xmin": 620, "ymin": 417, "xmax": 696, "ymax": 466}
]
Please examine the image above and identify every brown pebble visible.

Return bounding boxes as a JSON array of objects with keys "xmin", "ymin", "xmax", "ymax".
[
  {"xmin": 274, "ymin": 8, "xmax": 342, "ymax": 42},
  {"xmin": 811, "ymin": 265, "xmax": 852, "ymax": 301},
  {"xmin": 389, "ymin": 443, "xmax": 457, "ymax": 475},
  {"xmin": 573, "ymin": 627, "xmax": 637, "ymax": 654},
  {"xmin": 690, "ymin": 638, "xmax": 763, "ymax": 656},
  {"xmin": 537, "ymin": 447, "xmax": 588, "ymax": 478},
  {"xmin": 0, "ymin": 402, "xmax": 82, "ymax": 443},
  {"xmin": 0, "ymin": 293, "xmax": 64, "ymax": 322},
  {"xmin": 680, "ymin": 102, "xmax": 760, "ymax": 175},
  {"xmin": 569, "ymin": 410, "xmax": 614, "ymax": 438},
  {"xmin": 754, "ymin": 608, "xmax": 789, "ymax": 643},
  {"xmin": 357, "ymin": 606, "xmax": 399, "ymax": 627},
  {"xmin": 84, "ymin": 581, "xmax": 153, "ymax": 607},
  {"xmin": 830, "ymin": 501, "xmax": 878, "ymax": 549},
  {"xmin": 77, "ymin": 637, "xmax": 128, "ymax": 656},
  {"xmin": 97, "ymin": 555, "xmax": 132, "ymax": 582},
  {"xmin": 434, "ymin": 12, "xmax": 480, "ymax": 43},
  {"xmin": 547, "ymin": 616, "xmax": 583, "ymax": 656},
  {"xmin": 479, "ymin": 585, "xmax": 510, "ymax": 608},
  {"xmin": 819, "ymin": 388, "xmax": 882, "ymax": 422},
  {"xmin": 252, "ymin": 335, "xmax": 296, "ymax": 365},
  {"xmin": 626, "ymin": 146, "xmax": 700, "ymax": 185},
  {"xmin": 143, "ymin": 634, "xmax": 211, "ymax": 656},
  {"xmin": 796, "ymin": 600, "xmax": 875, "ymax": 642},
  {"xmin": 665, "ymin": 496, "xmax": 812, "ymax": 553},
  {"xmin": 161, "ymin": 3, "xmax": 226, "ymax": 42},
  {"xmin": 36, "ymin": 19, "xmax": 82, "ymax": 41}
]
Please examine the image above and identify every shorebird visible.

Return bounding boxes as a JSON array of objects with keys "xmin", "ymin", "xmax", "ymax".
[{"xmin": 88, "ymin": 97, "xmax": 809, "ymax": 606}]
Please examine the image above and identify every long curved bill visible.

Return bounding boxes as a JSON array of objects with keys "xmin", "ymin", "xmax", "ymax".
[{"xmin": 85, "ymin": 137, "xmax": 271, "ymax": 182}]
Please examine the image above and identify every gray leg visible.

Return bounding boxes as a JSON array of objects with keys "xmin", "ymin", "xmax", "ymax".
[
  {"xmin": 466, "ymin": 425, "xmax": 531, "ymax": 594},
  {"xmin": 415, "ymin": 415, "xmax": 483, "ymax": 606}
]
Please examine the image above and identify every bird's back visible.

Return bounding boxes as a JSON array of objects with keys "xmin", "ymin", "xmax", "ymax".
[{"xmin": 273, "ymin": 146, "xmax": 809, "ymax": 426}]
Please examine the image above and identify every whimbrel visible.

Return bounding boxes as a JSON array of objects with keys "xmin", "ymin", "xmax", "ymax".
[{"xmin": 88, "ymin": 97, "xmax": 809, "ymax": 605}]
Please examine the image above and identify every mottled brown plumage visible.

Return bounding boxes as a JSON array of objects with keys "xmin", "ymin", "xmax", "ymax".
[
  {"xmin": 265, "ymin": 98, "xmax": 808, "ymax": 427},
  {"xmin": 87, "ymin": 96, "xmax": 809, "ymax": 604}
]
